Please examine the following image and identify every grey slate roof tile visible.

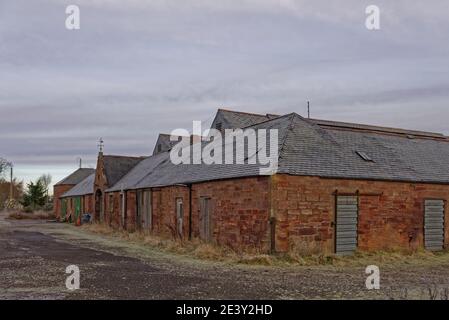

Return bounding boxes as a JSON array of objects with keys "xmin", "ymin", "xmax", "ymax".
[
  {"xmin": 61, "ymin": 173, "xmax": 95, "ymax": 198},
  {"xmin": 103, "ymin": 155, "xmax": 145, "ymax": 187},
  {"xmin": 55, "ymin": 168, "xmax": 95, "ymax": 186},
  {"xmin": 106, "ymin": 111, "xmax": 449, "ymax": 192}
]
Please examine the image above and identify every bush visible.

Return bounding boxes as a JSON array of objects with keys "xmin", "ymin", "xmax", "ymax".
[
  {"xmin": 23, "ymin": 206, "xmax": 34, "ymax": 213},
  {"xmin": 43, "ymin": 202, "xmax": 53, "ymax": 212},
  {"xmin": 7, "ymin": 210, "xmax": 56, "ymax": 220}
]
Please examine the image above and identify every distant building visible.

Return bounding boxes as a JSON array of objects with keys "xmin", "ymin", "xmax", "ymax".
[{"xmin": 53, "ymin": 168, "xmax": 95, "ymax": 219}]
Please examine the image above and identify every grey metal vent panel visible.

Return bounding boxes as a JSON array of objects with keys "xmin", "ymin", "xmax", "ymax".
[
  {"xmin": 424, "ymin": 200, "xmax": 445, "ymax": 251},
  {"xmin": 336, "ymin": 196, "xmax": 358, "ymax": 255}
]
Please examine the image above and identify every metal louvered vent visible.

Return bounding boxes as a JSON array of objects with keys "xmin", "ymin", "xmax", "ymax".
[
  {"xmin": 424, "ymin": 200, "xmax": 445, "ymax": 251},
  {"xmin": 335, "ymin": 196, "xmax": 358, "ymax": 255}
]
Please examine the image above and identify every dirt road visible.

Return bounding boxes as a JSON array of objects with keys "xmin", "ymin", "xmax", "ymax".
[{"xmin": 1, "ymin": 211, "xmax": 449, "ymax": 300}]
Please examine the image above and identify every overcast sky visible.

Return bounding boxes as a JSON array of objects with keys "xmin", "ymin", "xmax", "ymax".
[{"xmin": 1, "ymin": 0, "xmax": 448, "ymax": 188}]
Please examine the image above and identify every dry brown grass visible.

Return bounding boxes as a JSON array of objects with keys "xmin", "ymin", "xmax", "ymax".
[
  {"xmin": 80, "ymin": 223, "xmax": 449, "ymax": 267},
  {"xmin": 7, "ymin": 210, "xmax": 56, "ymax": 220}
]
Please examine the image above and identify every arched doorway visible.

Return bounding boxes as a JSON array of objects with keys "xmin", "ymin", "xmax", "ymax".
[{"xmin": 95, "ymin": 189, "xmax": 103, "ymax": 222}]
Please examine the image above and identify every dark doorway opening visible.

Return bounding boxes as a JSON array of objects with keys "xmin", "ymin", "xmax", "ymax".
[{"xmin": 95, "ymin": 189, "xmax": 103, "ymax": 222}]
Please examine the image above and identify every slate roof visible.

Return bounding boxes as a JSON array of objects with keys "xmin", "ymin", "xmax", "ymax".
[
  {"xmin": 60, "ymin": 173, "xmax": 95, "ymax": 198},
  {"xmin": 106, "ymin": 111, "xmax": 449, "ymax": 192},
  {"xmin": 213, "ymin": 109, "xmax": 279, "ymax": 130},
  {"xmin": 107, "ymin": 152, "xmax": 168, "ymax": 192},
  {"xmin": 152, "ymin": 133, "xmax": 181, "ymax": 155},
  {"xmin": 103, "ymin": 155, "xmax": 145, "ymax": 187},
  {"xmin": 55, "ymin": 168, "xmax": 95, "ymax": 186},
  {"xmin": 309, "ymin": 118, "xmax": 445, "ymax": 139},
  {"xmin": 277, "ymin": 115, "xmax": 449, "ymax": 183}
]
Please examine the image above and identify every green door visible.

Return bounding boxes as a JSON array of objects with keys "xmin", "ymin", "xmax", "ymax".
[
  {"xmin": 61, "ymin": 199, "xmax": 67, "ymax": 220},
  {"xmin": 74, "ymin": 197, "xmax": 81, "ymax": 225}
]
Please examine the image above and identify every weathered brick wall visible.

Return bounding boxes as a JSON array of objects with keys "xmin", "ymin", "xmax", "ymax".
[
  {"xmin": 83, "ymin": 194, "xmax": 94, "ymax": 215},
  {"xmin": 151, "ymin": 186, "xmax": 190, "ymax": 239},
  {"xmin": 191, "ymin": 177, "xmax": 271, "ymax": 252},
  {"xmin": 126, "ymin": 191, "xmax": 137, "ymax": 231},
  {"xmin": 273, "ymin": 174, "xmax": 449, "ymax": 253},
  {"xmin": 53, "ymin": 185, "xmax": 74, "ymax": 218},
  {"xmin": 93, "ymin": 152, "xmax": 108, "ymax": 222},
  {"xmin": 104, "ymin": 192, "xmax": 121, "ymax": 228}
]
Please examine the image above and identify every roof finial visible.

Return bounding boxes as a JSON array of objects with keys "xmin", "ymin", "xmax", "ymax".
[
  {"xmin": 98, "ymin": 137, "xmax": 104, "ymax": 153},
  {"xmin": 307, "ymin": 101, "xmax": 310, "ymax": 119}
]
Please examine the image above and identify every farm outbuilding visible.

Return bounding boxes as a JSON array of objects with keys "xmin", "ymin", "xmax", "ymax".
[
  {"xmin": 60, "ymin": 173, "xmax": 95, "ymax": 225},
  {"xmin": 53, "ymin": 168, "xmax": 95, "ymax": 219},
  {"xmin": 55, "ymin": 109, "xmax": 449, "ymax": 255}
]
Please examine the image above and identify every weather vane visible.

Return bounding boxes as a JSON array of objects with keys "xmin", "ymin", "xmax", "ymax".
[{"xmin": 98, "ymin": 137, "xmax": 104, "ymax": 153}]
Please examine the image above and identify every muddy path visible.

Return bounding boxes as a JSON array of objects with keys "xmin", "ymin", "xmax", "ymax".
[{"xmin": 1, "ymin": 212, "xmax": 448, "ymax": 300}]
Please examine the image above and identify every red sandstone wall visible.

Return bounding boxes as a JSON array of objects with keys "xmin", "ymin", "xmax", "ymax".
[
  {"xmin": 151, "ymin": 186, "xmax": 189, "ymax": 239},
  {"xmin": 191, "ymin": 177, "xmax": 271, "ymax": 252},
  {"xmin": 83, "ymin": 194, "xmax": 94, "ymax": 214},
  {"xmin": 104, "ymin": 192, "xmax": 121, "ymax": 228},
  {"xmin": 126, "ymin": 191, "xmax": 137, "ymax": 231},
  {"xmin": 53, "ymin": 185, "xmax": 74, "ymax": 218},
  {"xmin": 273, "ymin": 174, "xmax": 449, "ymax": 253},
  {"xmin": 113, "ymin": 177, "xmax": 271, "ymax": 251}
]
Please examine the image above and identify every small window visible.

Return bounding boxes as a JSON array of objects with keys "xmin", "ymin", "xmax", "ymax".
[{"xmin": 356, "ymin": 151, "xmax": 374, "ymax": 162}]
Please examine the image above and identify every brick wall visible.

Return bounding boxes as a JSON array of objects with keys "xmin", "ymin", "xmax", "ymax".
[
  {"xmin": 53, "ymin": 185, "xmax": 74, "ymax": 218},
  {"xmin": 150, "ymin": 186, "xmax": 190, "ymax": 239},
  {"xmin": 126, "ymin": 191, "xmax": 137, "ymax": 231},
  {"xmin": 106, "ymin": 177, "xmax": 271, "ymax": 251},
  {"xmin": 273, "ymin": 174, "xmax": 449, "ymax": 253},
  {"xmin": 191, "ymin": 177, "xmax": 271, "ymax": 252},
  {"xmin": 104, "ymin": 192, "xmax": 121, "ymax": 228},
  {"xmin": 83, "ymin": 194, "xmax": 94, "ymax": 215},
  {"xmin": 90, "ymin": 173, "xmax": 449, "ymax": 254}
]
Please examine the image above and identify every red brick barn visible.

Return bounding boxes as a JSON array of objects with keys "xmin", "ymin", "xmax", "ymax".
[
  {"xmin": 93, "ymin": 152, "xmax": 144, "ymax": 224},
  {"xmin": 53, "ymin": 168, "xmax": 95, "ymax": 220},
  {"xmin": 63, "ymin": 109, "xmax": 449, "ymax": 255},
  {"xmin": 60, "ymin": 173, "xmax": 95, "ymax": 225}
]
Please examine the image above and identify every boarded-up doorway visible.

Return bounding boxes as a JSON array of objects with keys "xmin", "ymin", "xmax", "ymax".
[
  {"xmin": 120, "ymin": 192, "xmax": 126, "ymax": 229},
  {"xmin": 199, "ymin": 197, "xmax": 212, "ymax": 242},
  {"xmin": 142, "ymin": 190, "xmax": 152, "ymax": 229},
  {"xmin": 176, "ymin": 198, "xmax": 183, "ymax": 238},
  {"xmin": 137, "ymin": 190, "xmax": 152, "ymax": 230},
  {"xmin": 424, "ymin": 199, "xmax": 445, "ymax": 251},
  {"xmin": 335, "ymin": 196, "xmax": 358, "ymax": 255},
  {"xmin": 61, "ymin": 199, "xmax": 67, "ymax": 220},
  {"xmin": 95, "ymin": 189, "xmax": 103, "ymax": 222}
]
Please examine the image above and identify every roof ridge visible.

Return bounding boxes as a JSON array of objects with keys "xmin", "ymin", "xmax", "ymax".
[
  {"xmin": 218, "ymin": 108, "xmax": 270, "ymax": 118},
  {"xmin": 278, "ymin": 114, "xmax": 299, "ymax": 162},
  {"xmin": 103, "ymin": 154, "xmax": 146, "ymax": 159},
  {"xmin": 309, "ymin": 118, "xmax": 446, "ymax": 139},
  {"xmin": 239, "ymin": 112, "xmax": 301, "ymax": 130}
]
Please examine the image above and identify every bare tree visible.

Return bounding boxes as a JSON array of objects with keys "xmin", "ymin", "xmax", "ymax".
[{"xmin": 0, "ymin": 158, "xmax": 9, "ymax": 177}]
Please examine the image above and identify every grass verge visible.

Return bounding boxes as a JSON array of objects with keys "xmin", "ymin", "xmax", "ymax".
[
  {"xmin": 80, "ymin": 223, "xmax": 449, "ymax": 267},
  {"xmin": 7, "ymin": 210, "xmax": 56, "ymax": 220}
]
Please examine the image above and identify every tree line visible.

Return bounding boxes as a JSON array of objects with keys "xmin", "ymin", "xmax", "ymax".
[{"xmin": 0, "ymin": 157, "xmax": 52, "ymax": 211}]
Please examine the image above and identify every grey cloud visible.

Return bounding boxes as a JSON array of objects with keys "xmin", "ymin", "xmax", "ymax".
[{"xmin": 0, "ymin": 0, "xmax": 448, "ymax": 184}]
